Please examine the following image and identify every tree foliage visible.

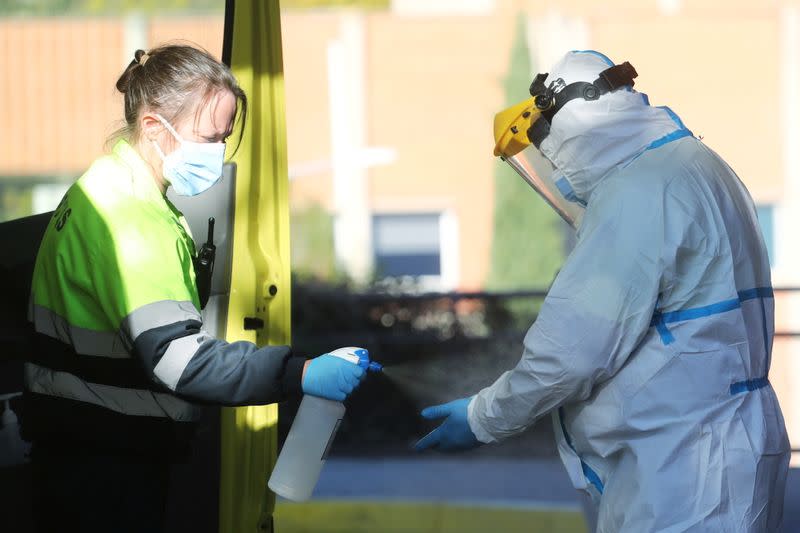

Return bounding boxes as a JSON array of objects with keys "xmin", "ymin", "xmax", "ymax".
[
  {"xmin": 0, "ymin": 0, "xmax": 389, "ymax": 16},
  {"xmin": 290, "ymin": 204, "xmax": 342, "ymax": 282},
  {"xmin": 486, "ymin": 14, "xmax": 565, "ymax": 291},
  {"xmin": 0, "ymin": 0, "xmax": 222, "ymax": 16},
  {"xmin": 282, "ymin": 0, "xmax": 388, "ymax": 8}
]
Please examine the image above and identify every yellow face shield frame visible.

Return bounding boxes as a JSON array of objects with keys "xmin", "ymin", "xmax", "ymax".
[
  {"xmin": 492, "ymin": 98, "xmax": 583, "ymax": 229},
  {"xmin": 492, "ymin": 97, "xmax": 540, "ymax": 158}
]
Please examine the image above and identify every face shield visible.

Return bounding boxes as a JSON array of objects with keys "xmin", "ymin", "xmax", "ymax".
[
  {"xmin": 492, "ymin": 97, "xmax": 584, "ymax": 229},
  {"xmin": 492, "ymin": 61, "xmax": 638, "ymax": 230}
]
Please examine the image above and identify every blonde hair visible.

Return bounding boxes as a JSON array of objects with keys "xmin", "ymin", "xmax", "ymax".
[{"xmin": 111, "ymin": 43, "xmax": 247, "ymax": 153}]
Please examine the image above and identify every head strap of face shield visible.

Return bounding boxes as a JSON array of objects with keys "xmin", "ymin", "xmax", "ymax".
[{"xmin": 526, "ymin": 61, "xmax": 638, "ymax": 148}]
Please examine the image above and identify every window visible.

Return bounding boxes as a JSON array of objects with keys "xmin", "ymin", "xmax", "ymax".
[
  {"xmin": 372, "ymin": 212, "xmax": 459, "ymax": 289},
  {"xmin": 756, "ymin": 204, "xmax": 774, "ymax": 266},
  {"xmin": 373, "ymin": 214, "xmax": 440, "ymax": 276}
]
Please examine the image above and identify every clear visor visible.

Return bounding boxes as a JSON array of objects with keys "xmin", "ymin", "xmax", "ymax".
[{"xmin": 503, "ymin": 145, "xmax": 584, "ymax": 229}]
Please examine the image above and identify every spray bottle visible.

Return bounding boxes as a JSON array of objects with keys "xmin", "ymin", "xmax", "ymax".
[{"xmin": 268, "ymin": 347, "xmax": 382, "ymax": 501}]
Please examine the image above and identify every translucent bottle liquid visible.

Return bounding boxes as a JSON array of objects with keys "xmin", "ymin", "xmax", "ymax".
[{"xmin": 268, "ymin": 347, "xmax": 381, "ymax": 501}]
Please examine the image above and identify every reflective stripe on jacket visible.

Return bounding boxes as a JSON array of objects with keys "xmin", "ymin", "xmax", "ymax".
[{"xmin": 27, "ymin": 140, "xmax": 304, "ymax": 444}]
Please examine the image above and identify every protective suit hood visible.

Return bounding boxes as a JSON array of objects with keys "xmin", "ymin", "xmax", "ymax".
[{"xmin": 538, "ymin": 51, "xmax": 691, "ymax": 205}]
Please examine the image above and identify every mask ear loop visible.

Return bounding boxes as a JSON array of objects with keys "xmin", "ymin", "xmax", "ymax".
[
  {"xmin": 154, "ymin": 113, "xmax": 184, "ymax": 144},
  {"xmin": 151, "ymin": 113, "xmax": 184, "ymax": 160}
]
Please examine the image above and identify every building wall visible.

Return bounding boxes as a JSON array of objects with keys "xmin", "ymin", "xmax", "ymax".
[
  {"xmin": 0, "ymin": 18, "xmax": 124, "ymax": 176},
  {"xmin": 3, "ymin": 5, "xmax": 800, "ymax": 451},
  {"xmin": 0, "ymin": 15, "xmax": 224, "ymax": 179},
  {"xmin": 364, "ymin": 12, "xmax": 510, "ymax": 290},
  {"xmin": 1, "ymin": 7, "xmax": 792, "ymax": 285},
  {"xmin": 282, "ymin": 12, "xmax": 339, "ymax": 210}
]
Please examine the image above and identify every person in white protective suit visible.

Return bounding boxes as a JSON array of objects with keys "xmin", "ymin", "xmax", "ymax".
[{"xmin": 414, "ymin": 50, "xmax": 791, "ymax": 532}]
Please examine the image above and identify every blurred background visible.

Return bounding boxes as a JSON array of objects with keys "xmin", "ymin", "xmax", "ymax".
[{"xmin": 3, "ymin": 0, "xmax": 800, "ymax": 532}]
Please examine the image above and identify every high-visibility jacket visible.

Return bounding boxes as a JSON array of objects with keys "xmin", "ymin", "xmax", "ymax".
[{"xmin": 24, "ymin": 140, "xmax": 305, "ymax": 453}]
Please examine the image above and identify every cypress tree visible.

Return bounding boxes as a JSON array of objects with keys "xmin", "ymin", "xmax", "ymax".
[{"xmin": 487, "ymin": 14, "xmax": 566, "ymax": 293}]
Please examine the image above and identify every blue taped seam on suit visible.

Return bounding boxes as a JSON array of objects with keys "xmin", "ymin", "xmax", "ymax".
[
  {"xmin": 730, "ymin": 377, "xmax": 769, "ymax": 395},
  {"xmin": 737, "ymin": 286, "xmax": 775, "ymax": 356},
  {"xmin": 653, "ymin": 318, "xmax": 676, "ymax": 345},
  {"xmin": 623, "ymin": 120, "xmax": 692, "ymax": 170},
  {"xmin": 738, "ymin": 287, "xmax": 774, "ymax": 301},
  {"xmin": 572, "ymin": 49, "xmax": 615, "ymax": 66},
  {"xmin": 646, "ymin": 129, "xmax": 693, "ymax": 151},
  {"xmin": 628, "ymin": 106, "xmax": 692, "ymax": 161},
  {"xmin": 649, "ymin": 298, "xmax": 740, "ymax": 342},
  {"xmin": 650, "ymin": 287, "xmax": 774, "ymax": 345},
  {"xmin": 657, "ymin": 297, "xmax": 741, "ymax": 324},
  {"xmin": 657, "ymin": 106, "xmax": 687, "ymax": 129},
  {"xmin": 559, "ymin": 407, "xmax": 605, "ymax": 494},
  {"xmin": 759, "ymin": 298, "xmax": 770, "ymax": 358}
]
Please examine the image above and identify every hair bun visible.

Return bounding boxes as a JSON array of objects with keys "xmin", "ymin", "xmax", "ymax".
[
  {"xmin": 116, "ymin": 49, "xmax": 150, "ymax": 93},
  {"xmin": 134, "ymin": 49, "xmax": 149, "ymax": 65}
]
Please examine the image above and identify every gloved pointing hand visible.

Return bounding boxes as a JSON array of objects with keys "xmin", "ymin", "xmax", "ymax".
[
  {"xmin": 414, "ymin": 397, "xmax": 482, "ymax": 452},
  {"xmin": 302, "ymin": 351, "xmax": 366, "ymax": 401}
]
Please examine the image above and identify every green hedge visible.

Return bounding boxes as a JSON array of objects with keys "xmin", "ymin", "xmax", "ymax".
[{"xmin": 274, "ymin": 501, "xmax": 587, "ymax": 533}]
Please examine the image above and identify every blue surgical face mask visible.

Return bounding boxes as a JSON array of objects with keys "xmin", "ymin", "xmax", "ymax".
[
  {"xmin": 151, "ymin": 114, "xmax": 226, "ymax": 196},
  {"xmin": 554, "ymin": 173, "xmax": 587, "ymax": 208}
]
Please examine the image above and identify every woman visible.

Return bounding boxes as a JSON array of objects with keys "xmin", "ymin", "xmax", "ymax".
[{"xmin": 23, "ymin": 44, "xmax": 364, "ymax": 532}]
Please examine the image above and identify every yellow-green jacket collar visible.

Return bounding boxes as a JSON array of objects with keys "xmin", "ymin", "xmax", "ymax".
[{"xmin": 112, "ymin": 139, "xmax": 167, "ymax": 206}]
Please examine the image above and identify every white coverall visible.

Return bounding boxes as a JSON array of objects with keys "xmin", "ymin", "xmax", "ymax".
[{"xmin": 468, "ymin": 51, "xmax": 790, "ymax": 532}]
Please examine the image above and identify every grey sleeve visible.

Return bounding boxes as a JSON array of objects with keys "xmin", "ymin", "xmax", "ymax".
[
  {"xmin": 123, "ymin": 301, "xmax": 306, "ymax": 406},
  {"xmin": 469, "ymin": 185, "xmax": 664, "ymax": 442}
]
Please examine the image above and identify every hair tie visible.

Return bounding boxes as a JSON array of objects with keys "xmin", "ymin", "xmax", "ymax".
[{"xmin": 134, "ymin": 49, "xmax": 150, "ymax": 66}]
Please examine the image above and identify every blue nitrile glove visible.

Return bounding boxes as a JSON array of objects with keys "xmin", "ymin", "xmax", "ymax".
[
  {"xmin": 302, "ymin": 353, "xmax": 366, "ymax": 401},
  {"xmin": 413, "ymin": 397, "xmax": 481, "ymax": 452}
]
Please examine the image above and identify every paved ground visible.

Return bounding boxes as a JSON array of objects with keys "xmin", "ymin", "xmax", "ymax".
[
  {"xmin": 314, "ymin": 457, "xmax": 581, "ymax": 510},
  {"xmin": 4, "ymin": 412, "xmax": 800, "ymax": 532},
  {"xmin": 311, "ymin": 457, "xmax": 800, "ymax": 532}
]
